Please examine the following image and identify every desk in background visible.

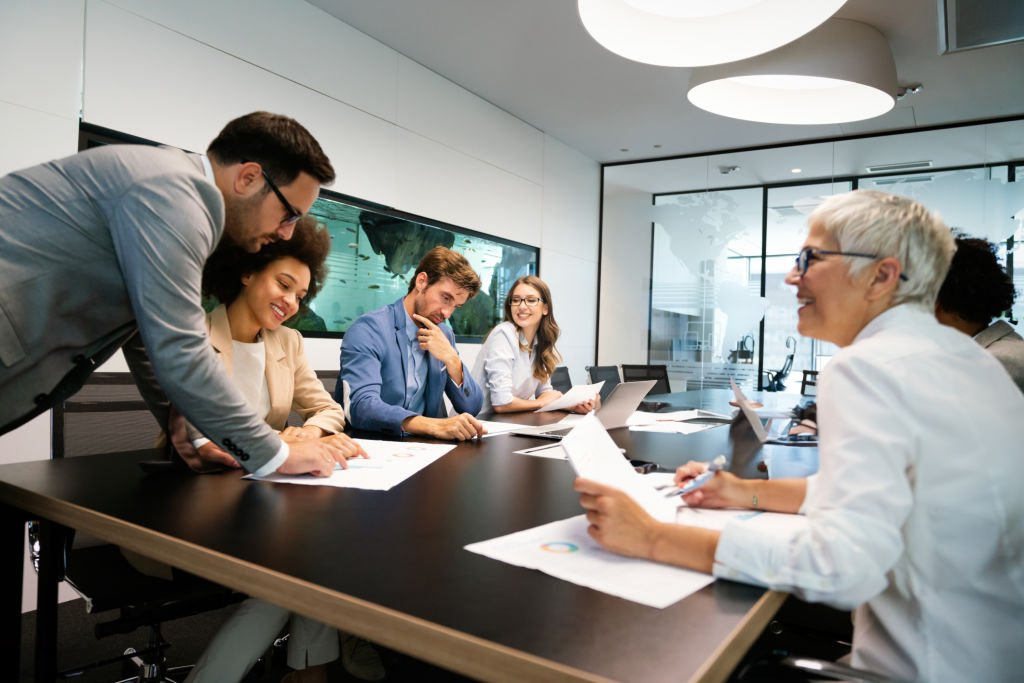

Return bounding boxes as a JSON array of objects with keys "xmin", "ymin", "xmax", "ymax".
[{"xmin": 1, "ymin": 409, "xmax": 787, "ymax": 682}]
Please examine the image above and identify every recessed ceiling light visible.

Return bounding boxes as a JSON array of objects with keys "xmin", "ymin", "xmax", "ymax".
[
  {"xmin": 791, "ymin": 168, "xmax": 802, "ymax": 174},
  {"xmin": 620, "ymin": 148, "xmax": 629, "ymax": 152}
]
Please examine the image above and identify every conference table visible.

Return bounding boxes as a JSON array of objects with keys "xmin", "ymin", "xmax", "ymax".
[{"xmin": 0, "ymin": 390, "xmax": 811, "ymax": 683}]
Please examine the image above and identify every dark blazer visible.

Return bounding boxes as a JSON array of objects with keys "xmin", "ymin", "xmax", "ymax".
[{"xmin": 339, "ymin": 298, "xmax": 482, "ymax": 434}]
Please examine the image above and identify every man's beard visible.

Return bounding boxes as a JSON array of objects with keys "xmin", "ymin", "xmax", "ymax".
[{"xmin": 221, "ymin": 194, "xmax": 265, "ymax": 253}]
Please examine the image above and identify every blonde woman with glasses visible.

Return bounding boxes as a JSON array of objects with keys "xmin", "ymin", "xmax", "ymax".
[{"xmin": 472, "ymin": 275, "xmax": 593, "ymax": 414}]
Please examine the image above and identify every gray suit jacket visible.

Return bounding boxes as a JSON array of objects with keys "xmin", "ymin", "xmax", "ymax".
[
  {"xmin": 0, "ymin": 144, "xmax": 282, "ymax": 471},
  {"xmin": 976, "ymin": 319, "xmax": 1024, "ymax": 395}
]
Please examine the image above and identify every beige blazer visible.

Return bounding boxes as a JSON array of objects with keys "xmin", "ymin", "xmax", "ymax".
[{"xmin": 185, "ymin": 305, "xmax": 345, "ymax": 441}]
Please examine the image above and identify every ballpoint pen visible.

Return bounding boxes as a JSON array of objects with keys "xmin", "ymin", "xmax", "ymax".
[{"xmin": 666, "ymin": 454, "xmax": 727, "ymax": 497}]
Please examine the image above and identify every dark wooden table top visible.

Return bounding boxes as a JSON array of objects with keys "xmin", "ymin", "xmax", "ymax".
[{"xmin": 0, "ymin": 408, "xmax": 787, "ymax": 682}]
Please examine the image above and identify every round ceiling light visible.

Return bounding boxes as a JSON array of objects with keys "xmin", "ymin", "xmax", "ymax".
[
  {"xmin": 577, "ymin": 0, "xmax": 848, "ymax": 67},
  {"xmin": 687, "ymin": 19, "xmax": 897, "ymax": 125}
]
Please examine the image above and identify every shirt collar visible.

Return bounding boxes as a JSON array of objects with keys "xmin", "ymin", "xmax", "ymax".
[{"xmin": 199, "ymin": 154, "xmax": 215, "ymax": 181}]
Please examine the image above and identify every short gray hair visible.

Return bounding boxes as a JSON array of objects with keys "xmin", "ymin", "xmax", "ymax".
[{"xmin": 809, "ymin": 190, "xmax": 955, "ymax": 308}]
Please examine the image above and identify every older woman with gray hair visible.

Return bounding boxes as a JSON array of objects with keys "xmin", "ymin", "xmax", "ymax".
[{"xmin": 575, "ymin": 190, "xmax": 1024, "ymax": 682}]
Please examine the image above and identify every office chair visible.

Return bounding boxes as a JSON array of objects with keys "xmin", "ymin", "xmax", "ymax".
[
  {"xmin": 550, "ymin": 366, "xmax": 573, "ymax": 393},
  {"xmin": 763, "ymin": 337, "xmax": 796, "ymax": 392},
  {"xmin": 619, "ymin": 364, "xmax": 672, "ymax": 394},
  {"xmin": 37, "ymin": 372, "xmax": 244, "ymax": 682},
  {"xmin": 585, "ymin": 365, "xmax": 620, "ymax": 403},
  {"xmin": 799, "ymin": 370, "xmax": 819, "ymax": 396}
]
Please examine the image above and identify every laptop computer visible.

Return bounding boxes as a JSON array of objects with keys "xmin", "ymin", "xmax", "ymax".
[
  {"xmin": 510, "ymin": 380, "xmax": 657, "ymax": 440},
  {"xmin": 730, "ymin": 379, "xmax": 818, "ymax": 448}
]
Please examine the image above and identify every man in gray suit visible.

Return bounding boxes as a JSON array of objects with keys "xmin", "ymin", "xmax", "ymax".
[{"xmin": 0, "ymin": 111, "xmax": 351, "ymax": 476}]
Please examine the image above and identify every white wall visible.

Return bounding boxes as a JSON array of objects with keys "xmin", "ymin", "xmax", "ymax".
[
  {"xmin": 0, "ymin": 0, "xmax": 600, "ymax": 610},
  {"xmin": 597, "ymin": 185, "xmax": 654, "ymax": 365}
]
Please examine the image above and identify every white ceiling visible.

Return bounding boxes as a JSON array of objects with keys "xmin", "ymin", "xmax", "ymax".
[{"xmin": 308, "ymin": 0, "xmax": 1024, "ymax": 168}]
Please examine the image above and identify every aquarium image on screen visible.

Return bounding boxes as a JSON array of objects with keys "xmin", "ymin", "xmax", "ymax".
[{"xmin": 286, "ymin": 190, "xmax": 539, "ymax": 341}]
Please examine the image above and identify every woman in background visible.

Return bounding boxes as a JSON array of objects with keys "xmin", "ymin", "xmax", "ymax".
[
  {"xmin": 183, "ymin": 217, "xmax": 365, "ymax": 683},
  {"xmin": 472, "ymin": 275, "xmax": 593, "ymax": 414}
]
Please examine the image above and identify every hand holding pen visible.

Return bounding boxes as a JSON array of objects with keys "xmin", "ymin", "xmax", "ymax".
[{"xmin": 667, "ymin": 454, "xmax": 728, "ymax": 499}]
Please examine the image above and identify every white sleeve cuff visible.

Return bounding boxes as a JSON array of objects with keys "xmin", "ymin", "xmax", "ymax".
[
  {"xmin": 191, "ymin": 437, "xmax": 211, "ymax": 449},
  {"xmin": 252, "ymin": 441, "xmax": 290, "ymax": 477}
]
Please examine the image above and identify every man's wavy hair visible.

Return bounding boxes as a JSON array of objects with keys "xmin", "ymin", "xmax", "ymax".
[{"xmin": 203, "ymin": 216, "xmax": 330, "ymax": 310}]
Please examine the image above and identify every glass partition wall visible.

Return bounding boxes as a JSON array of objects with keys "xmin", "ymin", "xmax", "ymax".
[{"xmin": 603, "ymin": 118, "xmax": 1024, "ymax": 395}]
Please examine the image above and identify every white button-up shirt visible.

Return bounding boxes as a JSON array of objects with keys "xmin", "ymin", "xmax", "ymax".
[
  {"xmin": 472, "ymin": 322, "xmax": 553, "ymax": 413},
  {"xmin": 714, "ymin": 304, "xmax": 1024, "ymax": 682}
]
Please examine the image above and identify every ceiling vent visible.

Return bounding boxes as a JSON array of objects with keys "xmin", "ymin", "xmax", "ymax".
[
  {"xmin": 865, "ymin": 160, "xmax": 933, "ymax": 173},
  {"xmin": 939, "ymin": 0, "xmax": 1024, "ymax": 53}
]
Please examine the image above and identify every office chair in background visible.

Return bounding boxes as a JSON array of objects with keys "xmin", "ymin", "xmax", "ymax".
[
  {"xmin": 585, "ymin": 365, "xmax": 620, "ymax": 403},
  {"xmin": 620, "ymin": 364, "xmax": 672, "ymax": 394},
  {"xmin": 34, "ymin": 372, "xmax": 243, "ymax": 682},
  {"xmin": 799, "ymin": 370, "xmax": 819, "ymax": 396},
  {"xmin": 550, "ymin": 366, "xmax": 573, "ymax": 393},
  {"xmin": 763, "ymin": 337, "xmax": 796, "ymax": 392}
]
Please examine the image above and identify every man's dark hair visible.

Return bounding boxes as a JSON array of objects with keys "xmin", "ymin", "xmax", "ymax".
[
  {"xmin": 207, "ymin": 111, "xmax": 335, "ymax": 186},
  {"xmin": 203, "ymin": 216, "xmax": 331, "ymax": 311},
  {"xmin": 407, "ymin": 246, "xmax": 481, "ymax": 298},
  {"xmin": 936, "ymin": 235, "xmax": 1016, "ymax": 325}
]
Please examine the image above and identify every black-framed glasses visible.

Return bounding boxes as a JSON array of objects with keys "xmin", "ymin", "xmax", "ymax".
[
  {"xmin": 241, "ymin": 159, "xmax": 302, "ymax": 225},
  {"xmin": 795, "ymin": 247, "xmax": 909, "ymax": 281},
  {"xmin": 261, "ymin": 170, "xmax": 302, "ymax": 226},
  {"xmin": 510, "ymin": 296, "xmax": 543, "ymax": 308}
]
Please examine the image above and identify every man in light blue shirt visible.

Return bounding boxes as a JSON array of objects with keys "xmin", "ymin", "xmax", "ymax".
[{"xmin": 339, "ymin": 247, "xmax": 485, "ymax": 439}]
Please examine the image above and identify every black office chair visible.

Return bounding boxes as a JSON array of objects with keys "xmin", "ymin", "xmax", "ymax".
[
  {"xmin": 585, "ymin": 365, "xmax": 620, "ymax": 403},
  {"xmin": 763, "ymin": 337, "xmax": 796, "ymax": 392},
  {"xmin": 550, "ymin": 366, "xmax": 572, "ymax": 393},
  {"xmin": 37, "ymin": 372, "xmax": 244, "ymax": 682},
  {"xmin": 620, "ymin": 364, "xmax": 672, "ymax": 394},
  {"xmin": 799, "ymin": 370, "xmax": 819, "ymax": 396}
]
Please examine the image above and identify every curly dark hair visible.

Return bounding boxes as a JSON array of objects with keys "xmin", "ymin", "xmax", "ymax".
[
  {"xmin": 203, "ymin": 216, "xmax": 331, "ymax": 310},
  {"xmin": 936, "ymin": 235, "xmax": 1016, "ymax": 325},
  {"xmin": 207, "ymin": 111, "xmax": 335, "ymax": 186}
]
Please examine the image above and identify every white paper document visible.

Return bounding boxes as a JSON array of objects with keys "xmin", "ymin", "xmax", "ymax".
[
  {"xmin": 244, "ymin": 439, "xmax": 456, "ymax": 490},
  {"xmin": 475, "ymin": 419, "xmax": 525, "ymax": 437},
  {"xmin": 535, "ymin": 381, "xmax": 604, "ymax": 412},
  {"xmin": 513, "ymin": 442, "xmax": 568, "ymax": 459},
  {"xmin": 561, "ymin": 413, "xmax": 677, "ymax": 522},
  {"xmin": 465, "ymin": 515, "xmax": 714, "ymax": 608},
  {"xmin": 628, "ymin": 421, "xmax": 717, "ymax": 435}
]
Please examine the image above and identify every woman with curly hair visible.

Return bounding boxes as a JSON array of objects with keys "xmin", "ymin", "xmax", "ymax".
[
  {"xmin": 935, "ymin": 235, "xmax": 1024, "ymax": 393},
  {"xmin": 472, "ymin": 275, "xmax": 593, "ymax": 414},
  {"xmin": 182, "ymin": 217, "xmax": 365, "ymax": 683}
]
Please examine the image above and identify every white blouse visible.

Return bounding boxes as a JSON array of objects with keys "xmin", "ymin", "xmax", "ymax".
[{"xmin": 471, "ymin": 322, "xmax": 553, "ymax": 413}]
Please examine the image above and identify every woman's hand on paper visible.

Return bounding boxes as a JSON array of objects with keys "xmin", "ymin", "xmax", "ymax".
[
  {"xmin": 574, "ymin": 478, "xmax": 658, "ymax": 560},
  {"xmin": 569, "ymin": 398, "xmax": 595, "ymax": 414}
]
